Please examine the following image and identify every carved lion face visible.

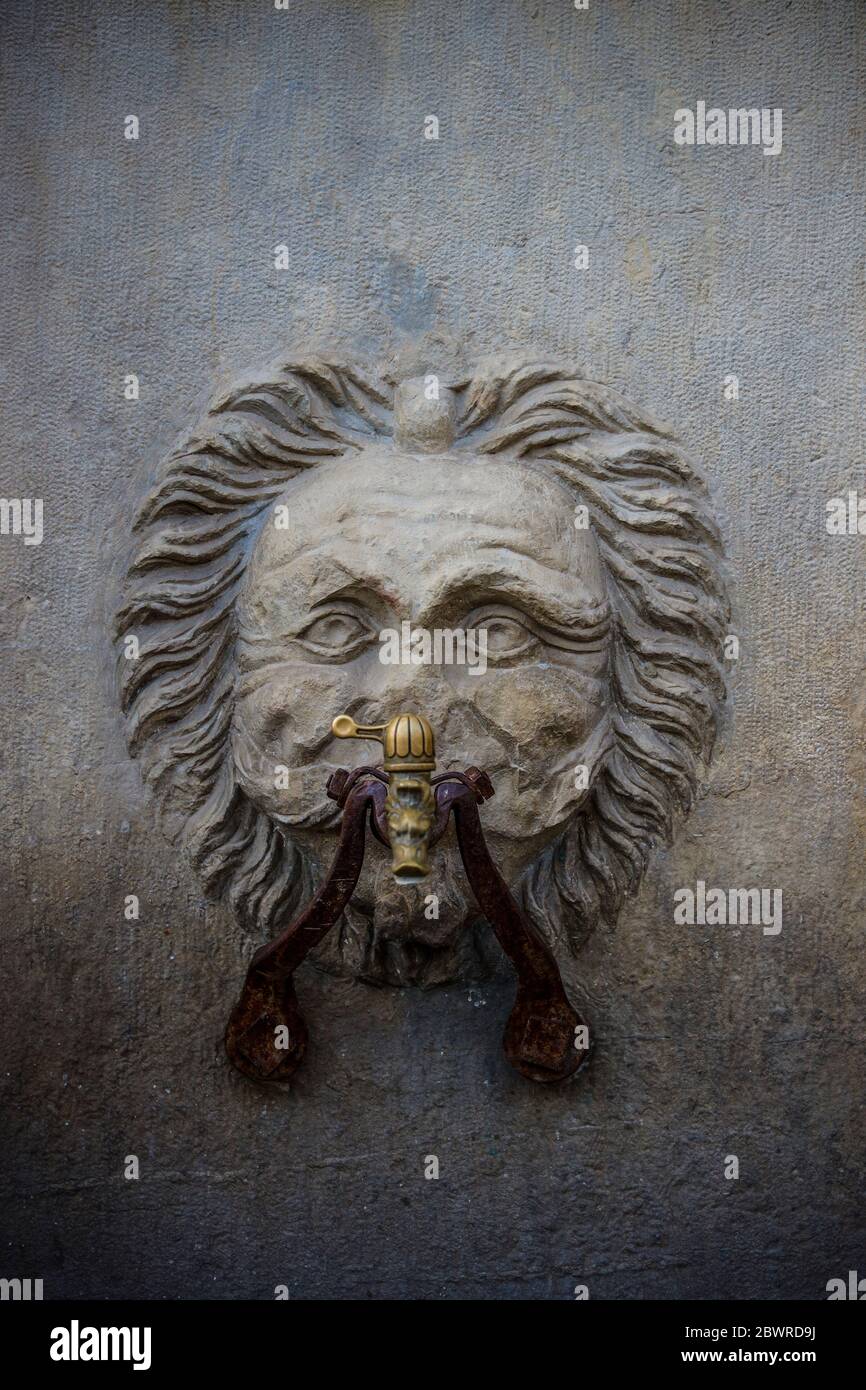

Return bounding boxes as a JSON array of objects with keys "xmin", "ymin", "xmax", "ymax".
[{"xmin": 117, "ymin": 357, "xmax": 729, "ymax": 987}]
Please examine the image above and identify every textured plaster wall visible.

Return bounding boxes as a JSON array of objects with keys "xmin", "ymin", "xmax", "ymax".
[{"xmin": 1, "ymin": 0, "xmax": 864, "ymax": 1299}]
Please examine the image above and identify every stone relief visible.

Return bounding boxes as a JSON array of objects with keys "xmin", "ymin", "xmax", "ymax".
[{"xmin": 116, "ymin": 356, "xmax": 730, "ymax": 990}]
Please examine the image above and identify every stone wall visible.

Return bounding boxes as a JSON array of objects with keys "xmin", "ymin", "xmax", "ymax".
[{"xmin": 1, "ymin": 0, "xmax": 863, "ymax": 1298}]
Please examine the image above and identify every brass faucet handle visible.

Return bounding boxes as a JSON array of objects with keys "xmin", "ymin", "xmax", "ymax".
[
  {"xmin": 331, "ymin": 714, "xmax": 388, "ymax": 746},
  {"xmin": 332, "ymin": 712, "xmax": 436, "ymax": 773}
]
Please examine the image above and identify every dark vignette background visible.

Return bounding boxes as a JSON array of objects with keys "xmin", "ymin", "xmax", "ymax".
[{"xmin": 1, "ymin": 0, "xmax": 864, "ymax": 1299}]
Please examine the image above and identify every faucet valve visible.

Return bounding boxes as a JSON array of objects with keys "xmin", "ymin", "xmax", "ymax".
[{"xmin": 332, "ymin": 712, "xmax": 436, "ymax": 883}]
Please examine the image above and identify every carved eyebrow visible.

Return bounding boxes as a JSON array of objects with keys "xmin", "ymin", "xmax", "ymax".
[
  {"xmin": 426, "ymin": 565, "xmax": 611, "ymax": 635},
  {"xmin": 253, "ymin": 552, "xmax": 610, "ymax": 631},
  {"xmin": 266, "ymin": 561, "xmax": 392, "ymax": 615},
  {"xmin": 306, "ymin": 563, "xmax": 375, "ymax": 607}
]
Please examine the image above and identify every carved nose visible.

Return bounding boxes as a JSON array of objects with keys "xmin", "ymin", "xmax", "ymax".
[{"xmin": 365, "ymin": 653, "xmax": 446, "ymax": 710}]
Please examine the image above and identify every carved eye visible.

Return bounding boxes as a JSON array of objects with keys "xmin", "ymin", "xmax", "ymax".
[
  {"xmin": 477, "ymin": 614, "xmax": 537, "ymax": 661},
  {"xmin": 297, "ymin": 611, "xmax": 374, "ymax": 659}
]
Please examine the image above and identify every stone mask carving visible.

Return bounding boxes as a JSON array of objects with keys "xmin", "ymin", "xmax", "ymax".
[{"xmin": 116, "ymin": 356, "xmax": 730, "ymax": 989}]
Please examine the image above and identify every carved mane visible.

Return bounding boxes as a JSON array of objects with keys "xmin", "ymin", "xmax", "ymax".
[{"xmin": 116, "ymin": 357, "xmax": 729, "ymax": 957}]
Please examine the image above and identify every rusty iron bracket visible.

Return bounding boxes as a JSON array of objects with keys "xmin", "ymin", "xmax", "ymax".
[{"xmin": 224, "ymin": 766, "xmax": 590, "ymax": 1086}]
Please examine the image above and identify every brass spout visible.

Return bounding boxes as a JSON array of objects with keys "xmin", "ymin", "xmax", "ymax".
[{"xmin": 331, "ymin": 712, "xmax": 436, "ymax": 882}]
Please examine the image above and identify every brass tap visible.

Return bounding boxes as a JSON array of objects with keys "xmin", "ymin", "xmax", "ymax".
[{"xmin": 331, "ymin": 712, "xmax": 436, "ymax": 883}]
